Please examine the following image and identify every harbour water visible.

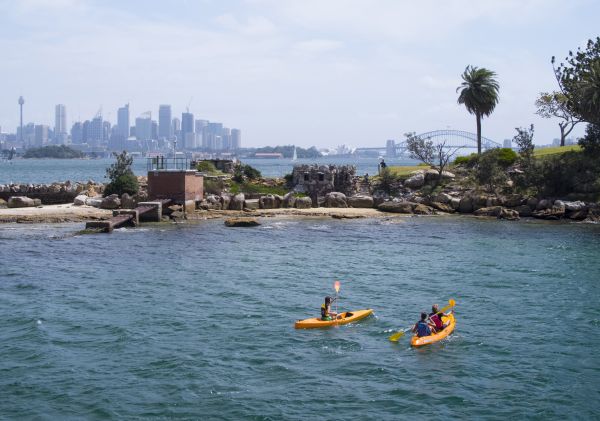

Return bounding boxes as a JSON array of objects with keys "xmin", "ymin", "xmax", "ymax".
[
  {"xmin": 1, "ymin": 216, "xmax": 599, "ymax": 419},
  {"xmin": 0, "ymin": 156, "xmax": 417, "ymax": 184}
]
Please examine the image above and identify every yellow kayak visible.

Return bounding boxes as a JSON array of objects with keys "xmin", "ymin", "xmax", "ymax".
[
  {"xmin": 410, "ymin": 313, "xmax": 456, "ymax": 347},
  {"xmin": 294, "ymin": 309, "xmax": 373, "ymax": 329}
]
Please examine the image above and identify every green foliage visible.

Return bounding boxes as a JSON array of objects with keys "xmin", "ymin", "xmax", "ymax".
[
  {"xmin": 104, "ymin": 174, "xmax": 139, "ymax": 197},
  {"xmin": 456, "ymin": 65, "xmax": 500, "ymax": 154},
  {"xmin": 106, "ymin": 151, "xmax": 134, "ymax": 182},
  {"xmin": 535, "ymin": 91, "xmax": 580, "ymax": 146},
  {"xmin": 553, "ymin": 37, "xmax": 600, "ymax": 125},
  {"xmin": 243, "ymin": 164, "xmax": 261, "ymax": 180},
  {"xmin": 283, "ymin": 173, "xmax": 294, "ymax": 188},
  {"xmin": 232, "ymin": 163, "xmax": 262, "ymax": 182},
  {"xmin": 579, "ymin": 123, "xmax": 600, "ymax": 156},
  {"xmin": 404, "ymin": 131, "xmax": 459, "ymax": 184},
  {"xmin": 476, "ymin": 151, "xmax": 508, "ymax": 192},
  {"xmin": 229, "ymin": 181, "xmax": 288, "ymax": 196},
  {"xmin": 23, "ymin": 145, "xmax": 84, "ymax": 159},
  {"xmin": 376, "ymin": 167, "xmax": 399, "ymax": 194},
  {"xmin": 204, "ymin": 178, "xmax": 225, "ymax": 195},
  {"xmin": 196, "ymin": 160, "xmax": 219, "ymax": 174},
  {"xmin": 453, "ymin": 153, "xmax": 479, "ymax": 168},
  {"xmin": 513, "ymin": 125, "xmax": 535, "ymax": 162},
  {"xmin": 535, "ymin": 150, "xmax": 600, "ymax": 196}
]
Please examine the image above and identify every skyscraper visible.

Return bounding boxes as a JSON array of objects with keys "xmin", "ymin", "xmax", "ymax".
[
  {"xmin": 117, "ymin": 104, "xmax": 130, "ymax": 139},
  {"xmin": 231, "ymin": 129, "xmax": 241, "ymax": 150},
  {"xmin": 54, "ymin": 104, "xmax": 67, "ymax": 143},
  {"xmin": 88, "ymin": 116, "xmax": 104, "ymax": 144},
  {"xmin": 135, "ymin": 113, "xmax": 152, "ymax": 141},
  {"xmin": 181, "ymin": 112, "xmax": 195, "ymax": 149},
  {"xmin": 18, "ymin": 96, "xmax": 24, "ymax": 144},
  {"xmin": 34, "ymin": 125, "xmax": 49, "ymax": 146},
  {"xmin": 158, "ymin": 105, "xmax": 172, "ymax": 139}
]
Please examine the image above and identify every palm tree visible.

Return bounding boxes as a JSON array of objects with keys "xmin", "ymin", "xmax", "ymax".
[{"xmin": 457, "ymin": 66, "xmax": 500, "ymax": 154}]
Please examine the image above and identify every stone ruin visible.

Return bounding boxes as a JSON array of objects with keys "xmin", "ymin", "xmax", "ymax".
[{"xmin": 291, "ymin": 164, "xmax": 358, "ymax": 206}]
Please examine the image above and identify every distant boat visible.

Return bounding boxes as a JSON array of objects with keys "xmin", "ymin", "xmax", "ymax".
[{"xmin": 292, "ymin": 146, "xmax": 297, "ymax": 161}]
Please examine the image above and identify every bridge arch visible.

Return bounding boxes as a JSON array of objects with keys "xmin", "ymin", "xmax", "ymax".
[{"xmin": 394, "ymin": 129, "xmax": 502, "ymax": 154}]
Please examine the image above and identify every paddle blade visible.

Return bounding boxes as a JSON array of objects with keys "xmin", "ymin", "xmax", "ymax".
[
  {"xmin": 389, "ymin": 330, "xmax": 405, "ymax": 342},
  {"xmin": 449, "ymin": 298, "xmax": 456, "ymax": 307},
  {"xmin": 334, "ymin": 280, "xmax": 341, "ymax": 293}
]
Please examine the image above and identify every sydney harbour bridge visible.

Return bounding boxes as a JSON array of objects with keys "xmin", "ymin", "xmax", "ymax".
[{"xmin": 356, "ymin": 129, "xmax": 503, "ymax": 157}]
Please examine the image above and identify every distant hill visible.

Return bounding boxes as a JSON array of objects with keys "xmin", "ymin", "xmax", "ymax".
[
  {"xmin": 23, "ymin": 145, "xmax": 85, "ymax": 159},
  {"xmin": 252, "ymin": 145, "xmax": 321, "ymax": 158}
]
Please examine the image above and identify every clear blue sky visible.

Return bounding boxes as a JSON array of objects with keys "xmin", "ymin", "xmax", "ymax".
[{"xmin": 0, "ymin": 0, "xmax": 598, "ymax": 147}]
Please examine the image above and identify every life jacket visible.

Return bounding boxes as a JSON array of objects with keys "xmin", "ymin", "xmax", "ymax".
[
  {"xmin": 416, "ymin": 320, "xmax": 431, "ymax": 337},
  {"xmin": 430, "ymin": 313, "xmax": 443, "ymax": 330},
  {"xmin": 321, "ymin": 304, "xmax": 328, "ymax": 318}
]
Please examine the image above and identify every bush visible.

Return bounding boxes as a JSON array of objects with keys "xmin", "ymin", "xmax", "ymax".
[
  {"xmin": 243, "ymin": 164, "xmax": 261, "ymax": 180},
  {"xmin": 579, "ymin": 124, "xmax": 600, "ymax": 156},
  {"xmin": 196, "ymin": 160, "xmax": 218, "ymax": 174},
  {"xmin": 536, "ymin": 150, "xmax": 600, "ymax": 196},
  {"xmin": 377, "ymin": 168, "xmax": 399, "ymax": 194},
  {"xmin": 104, "ymin": 174, "xmax": 139, "ymax": 197},
  {"xmin": 453, "ymin": 153, "xmax": 478, "ymax": 168},
  {"xmin": 476, "ymin": 151, "xmax": 508, "ymax": 192}
]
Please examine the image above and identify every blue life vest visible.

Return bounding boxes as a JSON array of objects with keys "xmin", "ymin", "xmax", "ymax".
[{"xmin": 416, "ymin": 321, "xmax": 431, "ymax": 337}]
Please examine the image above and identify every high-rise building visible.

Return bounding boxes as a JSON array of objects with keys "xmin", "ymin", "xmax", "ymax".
[
  {"xmin": 386, "ymin": 139, "xmax": 396, "ymax": 157},
  {"xmin": 54, "ymin": 104, "xmax": 67, "ymax": 143},
  {"xmin": 222, "ymin": 127, "xmax": 231, "ymax": 150},
  {"xmin": 88, "ymin": 116, "xmax": 104, "ymax": 144},
  {"xmin": 231, "ymin": 128, "xmax": 241, "ymax": 150},
  {"xmin": 117, "ymin": 104, "xmax": 130, "ymax": 139},
  {"xmin": 71, "ymin": 122, "xmax": 83, "ymax": 144},
  {"xmin": 135, "ymin": 113, "xmax": 152, "ymax": 140},
  {"xmin": 34, "ymin": 125, "xmax": 49, "ymax": 146},
  {"xmin": 158, "ymin": 105, "xmax": 172, "ymax": 139},
  {"xmin": 181, "ymin": 112, "xmax": 195, "ymax": 149},
  {"xmin": 503, "ymin": 139, "xmax": 512, "ymax": 148},
  {"xmin": 18, "ymin": 96, "xmax": 24, "ymax": 145}
]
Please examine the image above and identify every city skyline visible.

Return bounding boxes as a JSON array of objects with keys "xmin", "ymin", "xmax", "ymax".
[{"xmin": 0, "ymin": 1, "xmax": 598, "ymax": 147}]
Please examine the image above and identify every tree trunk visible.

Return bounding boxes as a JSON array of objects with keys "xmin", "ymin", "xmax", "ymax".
[
  {"xmin": 559, "ymin": 123, "xmax": 566, "ymax": 147},
  {"xmin": 476, "ymin": 112, "xmax": 482, "ymax": 155}
]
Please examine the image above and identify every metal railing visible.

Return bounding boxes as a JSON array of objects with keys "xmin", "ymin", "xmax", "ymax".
[{"xmin": 146, "ymin": 156, "xmax": 190, "ymax": 171}]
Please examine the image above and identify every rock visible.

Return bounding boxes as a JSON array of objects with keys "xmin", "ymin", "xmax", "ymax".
[
  {"xmin": 224, "ymin": 217, "xmax": 261, "ymax": 227},
  {"xmin": 121, "ymin": 193, "xmax": 136, "ymax": 209},
  {"xmin": 331, "ymin": 214, "xmax": 363, "ymax": 219},
  {"xmin": 7, "ymin": 196, "xmax": 36, "ymax": 208},
  {"xmin": 474, "ymin": 206, "xmax": 503, "ymax": 217},
  {"xmin": 553, "ymin": 200, "xmax": 566, "ymax": 211},
  {"xmin": 347, "ymin": 195, "xmax": 374, "ymax": 208},
  {"xmin": 74, "ymin": 195, "xmax": 88, "ymax": 206},
  {"xmin": 472, "ymin": 194, "xmax": 488, "ymax": 211},
  {"xmin": 564, "ymin": 201, "xmax": 586, "ymax": 212},
  {"xmin": 230, "ymin": 193, "xmax": 245, "ymax": 210},
  {"xmin": 378, "ymin": 201, "xmax": 415, "ymax": 213},
  {"xmin": 434, "ymin": 192, "xmax": 452, "ymax": 204},
  {"xmin": 404, "ymin": 173, "xmax": 425, "ymax": 189},
  {"xmin": 273, "ymin": 195, "xmax": 283, "ymax": 208},
  {"xmin": 450, "ymin": 197, "xmax": 461, "ymax": 210},
  {"xmin": 283, "ymin": 192, "xmax": 297, "ymax": 208},
  {"xmin": 514, "ymin": 205, "xmax": 533, "ymax": 217},
  {"xmin": 486, "ymin": 196, "xmax": 501, "ymax": 207},
  {"xmin": 458, "ymin": 197, "xmax": 473, "ymax": 213},
  {"xmin": 413, "ymin": 204, "xmax": 435, "ymax": 215},
  {"xmin": 295, "ymin": 196, "xmax": 312, "ymax": 209},
  {"xmin": 259, "ymin": 194, "xmax": 277, "ymax": 209},
  {"xmin": 498, "ymin": 208, "xmax": 520, "ymax": 221},
  {"xmin": 220, "ymin": 194, "xmax": 231, "ymax": 210},
  {"xmin": 85, "ymin": 197, "xmax": 103, "ymax": 208},
  {"xmin": 244, "ymin": 199, "xmax": 260, "ymax": 210},
  {"xmin": 501, "ymin": 194, "xmax": 524, "ymax": 208},
  {"xmin": 532, "ymin": 206, "xmax": 565, "ymax": 220},
  {"xmin": 206, "ymin": 194, "xmax": 222, "ymax": 210},
  {"xmin": 100, "ymin": 195, "xmax": 121, "ymax": 210},
  {"xmin": 536, "ymin": 199, "xmax": 552, "ymax": 210},
  {"xmin": 430, "ymin": 201, "xmax": 454, "ymax": 213},
  {"xmin": 424, "ymin": 169, "xmax": 455, "ymax": 181},
  {"xmin": 526, "ymin": 197, "xmax": 539, "ymax": 209},
  {"xmin": 324, "ymin": 192, "xmax": 348, "ymax": 208},
  {"xmin": 568, "ymin": 209, "xmax": 588, "ymax": 220},
  {"xmin": 0, "ymin": 198, "xmax": 6, "ymax": 208}
]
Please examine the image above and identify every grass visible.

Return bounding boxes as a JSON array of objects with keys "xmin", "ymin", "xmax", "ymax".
[
  {"xmin": 229, "ymin": 181, "xmax": 288, "ymax": 196},
  {"xmin": 533, "ymin": 145, "xmax": 581, "ymax": 157},
  {"xmin": 386, "ymin": 165, "xmax": 430, "ymax": 177}
]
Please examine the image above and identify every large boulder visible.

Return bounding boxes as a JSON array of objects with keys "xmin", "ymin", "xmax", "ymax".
[
  {"xmin": 498, "ymin": 208, "xmax": 520, "ymax": 221},
  {"xmin": 282, "ymin": 192, "xmax": 296, "ymax": 208},
  {"xmin": 295, "ymin": 196, "xmax": 312, "ymax": 209},
  {"xmin": 244, "ymin": 199, "xmax": 260, "ymax": 210},
  {"xmin": 224, "ymin": 217, "xmax": 260, "ymax": 227},
  {"xmin": 536, "ymin": 199, "xmax": 552, "ymax": 210},
  {"xmin": 413, "ymin": 204, "xmax": 435, "ymax": 215},
  {"xmin": 526, "ymin": 197, "xmax": 539, "ymax": 209},
  {"xmin": 474, "ymin": 206, "xmax": 503, "ymax": 217},
  {"xmin": 501, "ymin": 194, "xmax": 524, "ymax": 208},
  {"xmin": 230, "ymin": 193, "xmax": 245, "ymax": 210},
  {"xmin": 324, "ymin": 192, "xmax": 348, "ymax": 208},
  {"xmin": 85, "ymin": 197, "xmax": 103, "ymax": 208},
  {"xmin": 532, "ymin": 206, "xmax": 565, "ymax": 220},
  {"xmin": 348, "ymin": 195, "xmax": 374, "ymax": 208},
  {"xmin": 0, "ymin": 198, "xmax": 6, "ymax": 208},
  {"xmin": 220, "ymin": 194, "xmax": 231, "ymax": 210},
  {"xmin": 458, "ymin": 197, "xmax": 474, "ymax": 213},
  {"xmin": 73, "ymin": 195, "xmax": 88, "ymax": 206},
  {"xmin": 378, "ymin": 201, "xmax": 415, "ymax": 213},
  {"xmin": 430, "ymin": 201, "xmax": 454, "ymax": 213},
  {"xmin": 434, "ymin": 192, "xmax": 453, "ymax": 204},
  {"xmin": 472, "ymin": 194, "xmax": 488, "ymax": 211},
  {"xmin": 568, "ymin": 209, "xmax": 589, "ymax": 220},
  {"xmin": 259, "ymin": 194, "xmax": 278, "ymax": 209},
  {"xmin": 121, "ymin": 193, "xmax": 136, "ymax": 209},
  {"xmin": 424, "ymin": 169, "xmax": 456, "ymax": 181},
  {"xmin": 100, "ymin": 194, "xmax": 121, "ymax": 210},
  {"xmin": 7, "ymin": 196, "xmax": 36, "ymax": 208},
  {"xmin": 404, "ymin": 173, "xmax": 425, "ymax": 189},
  {"xmin": 564, "ymin": 201, "xmax": 586, "ymax": 212},
  {"xmin": 449, "ymin": 197, "xmax": 461, "ymax": 210},
  {"xmin": 514, "ymin": 205, "xmax": 533, "ymax": 217}
]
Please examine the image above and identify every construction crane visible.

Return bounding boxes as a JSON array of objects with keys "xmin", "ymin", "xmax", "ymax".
[{"xmin": 186, "ymin": 96, "xmax": 193, "ymax": 113}]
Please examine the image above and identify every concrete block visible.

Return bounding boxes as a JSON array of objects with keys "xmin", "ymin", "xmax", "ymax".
[
  {"xmin": 184, "ymin": 200, "xmax": 196, "ymax": 214},
  {"xmin": 113, "ymin": 209, "xmax": 139, "ymax": 226},
  {"xmin": 244, "ymin": 199, "xmax": 260, "ymax": 210},
  {"xmin": 138, "ymin": 201, "xmax": 162, "ymax": 222}
]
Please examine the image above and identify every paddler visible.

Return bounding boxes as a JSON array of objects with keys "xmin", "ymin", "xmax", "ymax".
[
  {"xmin": 429, "ymin": 304, "xmax": 450, "ymax": 332},
  {"xmin": 412, "ymin": 312, "xmax": 433, "ymax": 337},
  {"xmin": 320, "ymin": 296, "xmax": 338, "ymax": 321}
]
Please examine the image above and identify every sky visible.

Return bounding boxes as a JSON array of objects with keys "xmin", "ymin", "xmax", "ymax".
[{"xmin": 0, "ymin": 0, "xmax": 598, "ymax": 147}]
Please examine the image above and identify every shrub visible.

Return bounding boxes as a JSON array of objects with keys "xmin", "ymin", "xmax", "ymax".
[
  {"xmin": 579, "ymin": 124, "xmax": 600, "ymax": 156},
  {"xmin": 243, "ymin": 164, "xmax": 261, "ymax": 180},
  {"xmin": 104, "ymin": 174, "xmax": 139, "ymax": 197},
  {"xmin": 196, "ymin": 160, "xmax": 218, "ymax": 174},
  {"xmin": 377, "ymin": 168, "xmax": 399, "ymax": 194},
  {"xmin": 453, "ymin": 153, "xmax": 478, "ymax": 168}
]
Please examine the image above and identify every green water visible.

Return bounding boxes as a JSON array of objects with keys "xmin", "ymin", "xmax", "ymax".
[{"xmin": 0, "ymin": 217, "xmax": 599, "ymax": 419}]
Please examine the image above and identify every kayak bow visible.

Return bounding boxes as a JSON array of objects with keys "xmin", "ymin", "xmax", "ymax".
[{"xmin": 294, "ymin": 309, "xmax": 373, "ymax": 329}]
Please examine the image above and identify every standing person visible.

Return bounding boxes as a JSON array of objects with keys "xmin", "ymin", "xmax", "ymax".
[
  {"xmin": 320, "ymin": 296, "xmax": 338, "ymax": 321},
  {"xmin": 378, "ymin": 158, "xmax": 387, "ymax": 175},
  {"xmin": 412, "ymin": 312, "xmax": 432, "ymax": 337}
]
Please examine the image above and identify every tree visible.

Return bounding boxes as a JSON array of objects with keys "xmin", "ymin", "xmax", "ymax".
[
  {"xmin": 457, "ymin": 65, "xmax": 500, "ymax": 155},
  {"xmin": 535, "ymin": 91, "xmax": 580, "ymax": 146},
  {"xmin": 405, "ymin": 132, "xmax": 461, "ymax": 183},
  {"xmin": 104, "ymin": 151, "xmax": 138, "ymax": 197},
  {"xmin": 513, "ymin": 124, "xmax": 535, "ymax": 162},
  {"xmin": 579, "ymin": 123, "xmax": 600, "ymax": 156},
  {"xmin": 552, "ymin": 37, "xmax": 600, "ymax": 125}
]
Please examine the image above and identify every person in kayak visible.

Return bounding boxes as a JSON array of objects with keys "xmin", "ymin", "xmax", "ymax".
[
  {"xmin": 412, "ymin": 312, "xmax": 433, "ymax": 337},
  {"xmin": 320, "ymin": 296, "xmax": 338, "ymax": 321},
  {"xmin": 429, "ymin": 304, "xmax": 450, "ymax": 332}
]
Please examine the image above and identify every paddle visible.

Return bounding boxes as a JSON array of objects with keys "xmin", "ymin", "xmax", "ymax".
[
  {"xmin": 388, "ymin": 299, "xmax": 456, "ymax": 342},
  {"xmin": 334, "ymin": 280, "xmax": 341, "ymax": 322}
]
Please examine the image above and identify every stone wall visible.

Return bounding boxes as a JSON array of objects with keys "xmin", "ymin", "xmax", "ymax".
[
  {"xmin": 291, "ymin": 164, "xmax": 357, "ymax": 204},
  {"xmin": 0, "ymin": 181, "xmax": 105, "ymax": 204}
]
